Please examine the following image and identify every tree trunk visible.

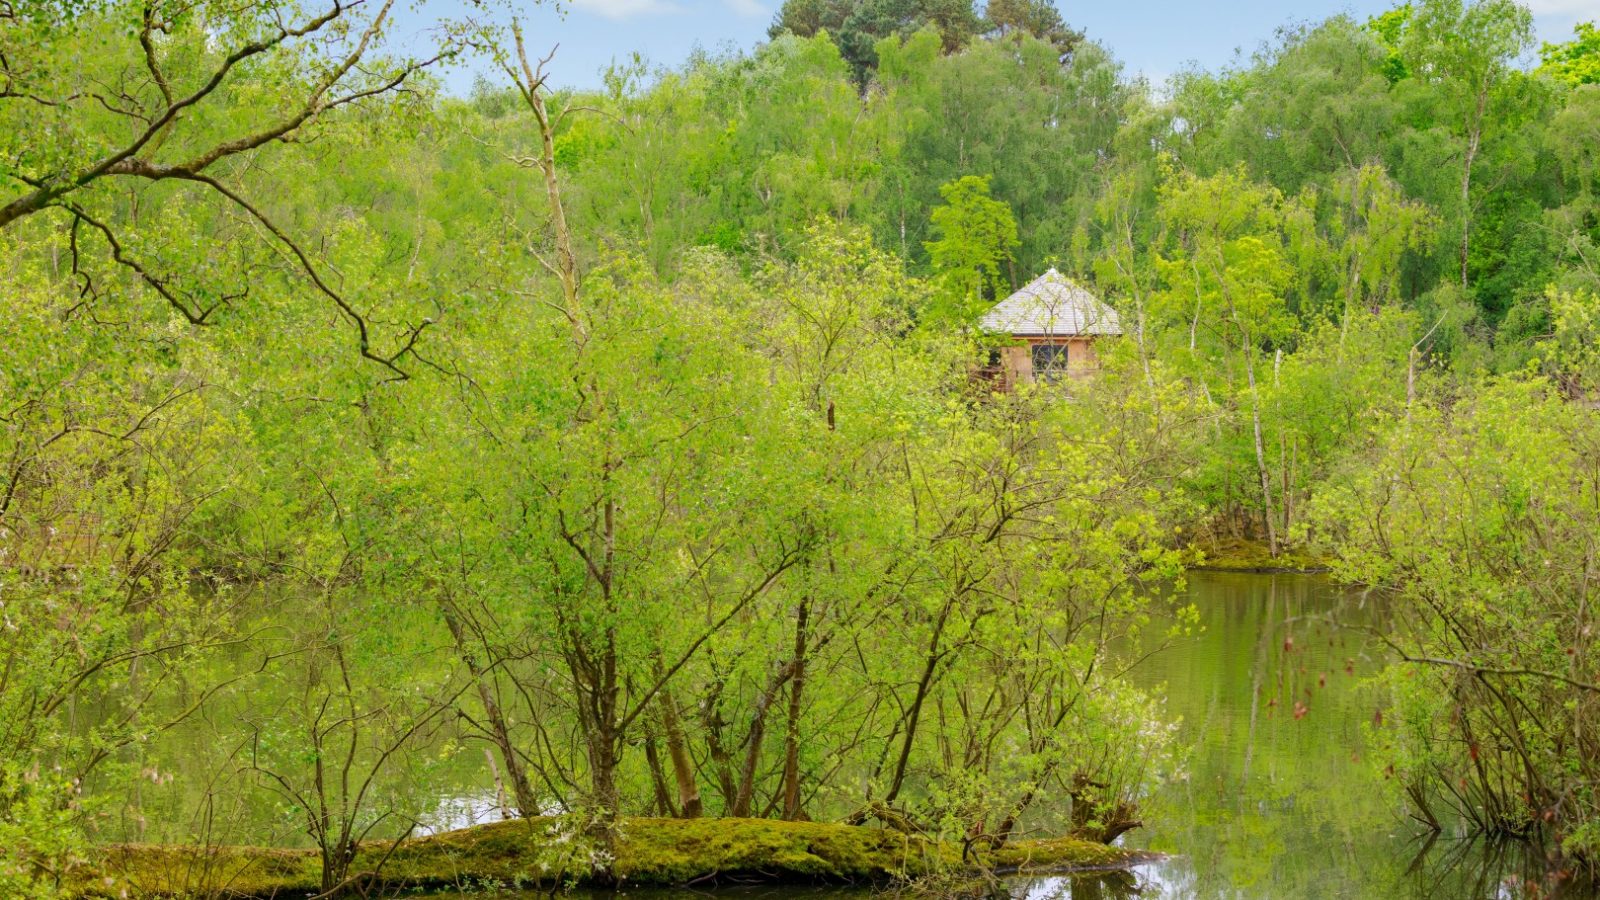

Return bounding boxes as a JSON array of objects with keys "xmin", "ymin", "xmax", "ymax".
[
  {"xmin": 567, "ymin": 614, "xmax": 621, "ymax": 827},
  {"xmin": 782, "ymin": 598, "xmax": 809, "ymax": 820},
  {"xmin": 704, "ymin": 710, "xmax": 739, "ymax": 811},
  {"xmin": 643, "ymin": 736, "xmax": 676, "ymax": 817},
  {"xmin": 1340, "ymin": 254, "xmax": 1361, "ymax": 358},
  {"xmin": 1459, "ymin": 89, "xmax": 1486, "ymax": 289},
  {"xmin": 657, "ymin": 684, "xmax": 703, "ymax": 817},
  {"xmin": 1407, "ymin": 345, "xmax": 1418, "ymax": 420},
  {"xmin": 1244, "ymin": 346, "xmax": 1279, "ymax": 557},
  {"xmin": 441, "ymin": 605, "xmax": 540, "ymax": 818},
  {"xmin": 1214, "ymin": 264, "xmax": 1279, "ymax": 558},
  {"xmin": 511, "ymin": 24, "xmax": 585, "ymax": 338},
  {"xmin": 586, "ymin": 717, "xmax": 621, "ymax": 819},
  {"xmin": 733, "ymin": 656, "xmax": 799, "ymax": 816},
  {"xmin": 731, "ymin": 681, "xmax": 777, "ymax": 817},
  {"xmin": 883, "ymin": 597, "xmax": 955, "ymax": 806}
]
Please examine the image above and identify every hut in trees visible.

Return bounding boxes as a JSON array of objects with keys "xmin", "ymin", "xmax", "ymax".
[{"xmin": 979, "ymin": 269, "xmax": 1121, "ymax": 388}]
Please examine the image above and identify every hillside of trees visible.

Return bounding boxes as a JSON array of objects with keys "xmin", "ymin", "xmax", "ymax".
[{"xmin": 3, "ymin": 0, "xmax": 1599, "ymax": 894}]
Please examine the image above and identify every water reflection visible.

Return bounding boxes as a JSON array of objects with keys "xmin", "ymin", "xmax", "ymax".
[
  {"xmin": 419, "ymin": 789, "xmax": 515, "ymax": 836},
  {"xmin": 107, "ymin": 572, "xmax": 1594, "ymax": 898},
  {"xmin": 1114, "ymin": 572, "xmax": 1398, "ymax": 896},
  {"xmin": 293, "ymin": 573, "xmax": 1600, "ymax": 898},
  {"xmin": 1017, "ymin": 872, "xmax": 1143, "ymax": 899},
  {"xmin": 1119, "ymin": 572, "xmax": 1592, "ymax": 899}
]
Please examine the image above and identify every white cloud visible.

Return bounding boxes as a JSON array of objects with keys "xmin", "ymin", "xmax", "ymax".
[
  {"xmin": 723, "ymin": 0, "xmax": 766, "ymax": 17},
  {"xmin": 570, "ymin": 0, "xmax": 683, "ymax": 21}
]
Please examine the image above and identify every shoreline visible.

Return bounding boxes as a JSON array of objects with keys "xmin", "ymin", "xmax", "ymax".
[{"xmin": 1187, "ymin": 538, "xmax": 1331, "ymax": 575}]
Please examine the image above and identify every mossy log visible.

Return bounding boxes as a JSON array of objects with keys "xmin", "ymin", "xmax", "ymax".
[
  {"xmin": 1189, "ymin": 537, "xmax": 1330, "ymax": 573},
  {"xmin": 73, "ymin": 816, "xmax": 1140, "ymax": 897}
]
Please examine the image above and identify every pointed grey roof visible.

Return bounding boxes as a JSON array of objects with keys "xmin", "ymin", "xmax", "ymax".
[{"xmin": 979, "ymin": 269, "xmax": 1122, "ymax": 337}]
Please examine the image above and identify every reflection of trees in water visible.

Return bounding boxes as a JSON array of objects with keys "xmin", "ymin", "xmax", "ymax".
[
  {"xmin": 1053, "ymin": 836, "xmax": 1593, "ymax": 900},
  {"xmin": 1119, "ymin": 573, "xmax": 1406, "ymax": 897},
  {"xmin": 694, "ymin": 575, "xmax": 1595, "ymax": 900},
  {"xmin": 1011, "ymin": 871, "xmax": 1142, "ymax": 900},
  {"xmin": 1405, "ymin": 833, "xmax": 1594, "ymax": 900},
  {"xmin": 1070, "ymin": 871, "xmax": 1142, "ymax": 900}
]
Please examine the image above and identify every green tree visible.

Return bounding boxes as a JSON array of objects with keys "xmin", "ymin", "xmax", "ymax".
[
  {"xmin": 1366, "ymin": 3, "xmax": 1415, "ymax": 84},
  {"xmin": 983, "ymin": 0, "xmax": 1081, "ymax": 51},
  {"xmin": 876, "ymin": 30, "xmax": 1129, "ymax": 274},
  {"xmin": 924, "ymin": 174, "xmax": 1020, "ymax": 324},
  {"xmin": 768, "ymin": 0, "xmax": 980, "ymax": 82},
  {"xmin": 1186, "ymin": 19, "xmax": 1399, "ymax": 192},
  {"xmin": 1399, "ymin": 0, "xmax": 1534, "ymax": 289},
  {"xmin": 1156, "ymin": 168, "xmax": 1302, "ymax": 555},
  {"xmin": 1538, "ymin": 286, "xmax": 1600, "ymax": 398},
  {"xmin": 1311, "ymin": 379, "xmax": 1600, "ymax": 858},
  {"xmin": 0, "ymin": 0, "xmax": 456, "ymax": 376},
  {"xmin": 1539, "ymin": 21, "xmax": 1600, "ymax": 87},
  {"xmin": 1326, "ymin": 164, "xmax": 1437, "ymax": 350}
]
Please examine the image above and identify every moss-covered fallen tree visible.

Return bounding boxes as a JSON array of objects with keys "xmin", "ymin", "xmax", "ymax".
[
  {"xmin": 1189, "ymin": 537, "xmax": 1329, "ymax": 573},
  {"xmin": 73, "ymin": 816, "xmax": 1141, "ymax": 897}
]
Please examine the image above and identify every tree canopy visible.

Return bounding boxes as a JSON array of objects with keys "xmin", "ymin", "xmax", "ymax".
[{"xmin": 6, "ymin": 0, "xmax": 1600, "ymax": 892}]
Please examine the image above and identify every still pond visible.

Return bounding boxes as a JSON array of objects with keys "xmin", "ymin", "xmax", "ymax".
[{"xmin": 117, "ymin": 572, "xmax": 1578, "ymax": 898}]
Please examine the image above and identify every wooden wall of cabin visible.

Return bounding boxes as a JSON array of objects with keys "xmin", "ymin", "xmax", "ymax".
[{"xmin": 1000, "ymin": 337, "xmax": 1105, "ymax": 386}]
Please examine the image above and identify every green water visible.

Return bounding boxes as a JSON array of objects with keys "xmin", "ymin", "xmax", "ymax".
[
  {"xmin": 1127, "ymin": 570, "xmax": 1402, "ymax": 896},
  {"xmin": 112, "ymin": 572, "xmax": 1582, "ymax": 898},
  {"xmin": 383, "ymin": 572, "xmax": 1583, "ymax": 898},
  {"xmin": 1117, "ymin": 571, "xmax": 1569, "ymax": 899}
]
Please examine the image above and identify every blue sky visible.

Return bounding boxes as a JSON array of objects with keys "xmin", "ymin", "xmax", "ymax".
[{"xmin": 393, "ymin": 0, "xmax": 1600, "ymax": 93}]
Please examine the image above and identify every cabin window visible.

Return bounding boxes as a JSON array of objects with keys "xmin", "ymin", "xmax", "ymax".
[{"xmin": 1031, "ymin": 343, "xmax": 1068, "ymax": 380}]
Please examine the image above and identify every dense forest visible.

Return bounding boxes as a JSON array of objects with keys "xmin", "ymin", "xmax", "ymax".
[{"xmin": 2, "ymin": 0, "xmax": 1600, "ymax": 895}]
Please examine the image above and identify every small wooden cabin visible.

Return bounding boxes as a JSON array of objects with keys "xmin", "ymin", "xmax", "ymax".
[{"xmin": 979, "ymin": 269, "xmax": 1121, "ymax": 389}]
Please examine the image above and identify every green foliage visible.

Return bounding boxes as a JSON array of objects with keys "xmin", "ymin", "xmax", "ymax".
[
  {"xmin": 768, "ymin": 0, "xmax": 981, "ymax": 81},
  {"xmin": 873, "ymin": 30, "xmax": 1128, "ymax": 274},
  {"xmin": 0, "ymin": 768, "xmax": 88, "ymax": 899},
  {"xmin": 923, "ymin": 174, "xmax": 1019, "ymax": 323},
  {"xmin": 8, "ymin": 0, "xmax": 1600, "ymax": 883},
  {"xmin": 983, "ymin": 0, "xmax": 1082, "ymax": 51},
  {"xmin": 1325, "ymin": 165, "xmax": 1438, "ymax": 338},
  {"xmin": 1400, "ymin": 0, "xmax": 1533, "ymax": 93},
  {"xmin": 1538, "ymin": 285, "xmax": 1600, "ymax": 397},
  {"xmin": 1312, "ymin": 380, "xmax": 1600, "ymax": 848},
  {"xmin": 1367, "ymin": 3, "xmax": 1415, "ymax": 83},
  {"xmin": 1540, "ymin": 21, "xmax": 1600, "ymax": 86}
]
